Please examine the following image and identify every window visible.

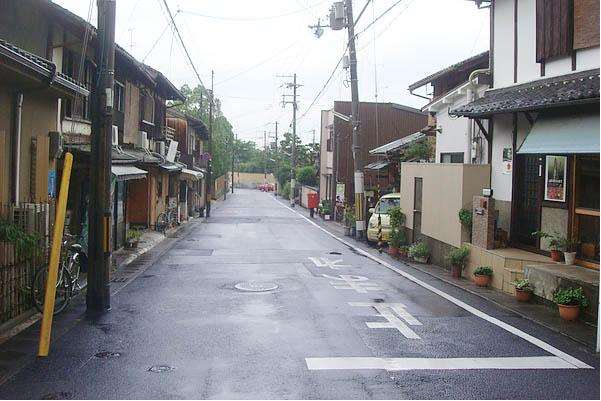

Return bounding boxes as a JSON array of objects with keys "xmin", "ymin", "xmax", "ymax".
[
  {"xmin": 140, "ymin": 92, "xmax": 155, "ymax": 124},
  {"xmin": 326, "ymin": 138, "xmax": 332, "ymax": 152},
  {"xmin": 536, "ymin": 0, "xmax": 573, "ymax": 62},
  {"xmin": 375, "ymin": 197, "xmax": 400, "ymax": 214},
  {"xmin": 114, "ymin": 81, "xmax": 125, "ymax": 112},
  {"xmin": 573, "ymin": 155, "xmax": 599, "ymax": 264},
  {"xmin": 63, "ymin": 50, "xmax": 93, "ymax": 121},
  {"xmin": 440, "ymin": 152, "xmax": 464, "ymax": 163}
]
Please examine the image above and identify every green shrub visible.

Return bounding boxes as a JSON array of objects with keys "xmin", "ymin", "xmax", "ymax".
[
  {"xmin": 0, "ymin": 219, "xmax": 39, "ymax": 260},
  {"xmin": 282, "ymin": 182, "xmax": 291, "ymax": 199},
  {"xmin": 389, "ymin": 229, "xmax": 406, "ymax": 248},
  {"xmin": 126, "ymin": 229, "xmax": 142, "ymax": 241},
  {"xmin": 409, "ymin": 242, "xmax": 429, "ymax": 259},
  {"xmin": 473, "ymin": 266, "xmax": 493, "ymax": 276},
  {"xmin": 458, "ymin": 208, "xmax": 472, "ymax": 228},
  {"xmin": 446, "ymin": 245, "xmax": 470, "ymax": 267},
  {"xmin": 344, "ymin": 206, "xmax": 355, "ymax": 227},
  {"xmin": 553, "ymin": 287, "xmax": 589, "ymax": 307},
  {"xmin": 388, "ymin": 207, "xmax": 405, "ymax": 230},
  {"xmin": 404, "ymin": 141, "xmax": 432, "ymax": 161},
  {"xmin": 512, "ymin": 279, "xmax": 533, "ymax": 292}
]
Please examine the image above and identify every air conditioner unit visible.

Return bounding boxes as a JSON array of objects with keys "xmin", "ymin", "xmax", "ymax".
[
  {"xmin": 157, "ymin": 141, "xmax": 166, "ymax": 156},
  {"xmin": 137, "ymin": 131, "xmax": 148, "ymax": 149},
  {"xmin": 112, "ymin": 125, "xmax": 119, "ymax": 146}
]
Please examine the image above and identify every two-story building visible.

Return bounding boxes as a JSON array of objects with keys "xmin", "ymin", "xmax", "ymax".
[{"xmin": 451, "ymin": 0, "xmax": 599, "ymax": 319}]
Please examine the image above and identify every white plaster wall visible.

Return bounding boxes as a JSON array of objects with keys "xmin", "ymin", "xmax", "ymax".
[
  {"xmin": 577, "ymin": 46, "xmax": 600, "ymax": 71},
  {"xmin": 435, "ymin": 107, "xmax": 469, "ymax": 162},
  {"xmin": 517, "ymin": 0, "xmax": 540, "ymax": 83},
  {"xmin": 491, "ymin": 115, "xmax": 513, "ymax": 202},
  {"xmin": 493, "ymin": 0, "xmax": 515, "ymax": 88}
]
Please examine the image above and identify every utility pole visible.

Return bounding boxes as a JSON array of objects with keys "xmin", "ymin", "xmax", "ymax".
[
  {"xmin": 206, "ymin": 70, "xmax": 214, "ymax": 217},
  {"xmin": 231, "ymin": 132, "xmax": 235, "ymax": 194},
  {"xmin": 278, "ymin": 73, "xmax": 300, "ymax": 207},
  {"xmin": 310, "ymin": 1, "xmax": 365, "ymax": 238},
  {"xmin": 87, "ymin": 0, "xmax": 116, "ymax": 313},
  {"xmin": 263, "ymin": 131, "xmax": 266, "ymax": 180},
  {"xmin": 274, "ymin": 121, "xmax": 278, "ymax": 196}
]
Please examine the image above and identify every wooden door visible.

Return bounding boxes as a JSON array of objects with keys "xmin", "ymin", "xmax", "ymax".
[{"xmin": 513, "ymin": 155, "xmax": 542, "ymax": 248}]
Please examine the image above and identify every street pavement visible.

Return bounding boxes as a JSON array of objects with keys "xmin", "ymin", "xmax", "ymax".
[{"xmin": 0, "ymin": 189, "xmax": 599, "ymax": 399}]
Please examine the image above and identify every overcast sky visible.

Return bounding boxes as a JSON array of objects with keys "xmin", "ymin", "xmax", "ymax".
[{"xmin": 53, "ymin": 0, "xmax": 489, "ymax": 146}]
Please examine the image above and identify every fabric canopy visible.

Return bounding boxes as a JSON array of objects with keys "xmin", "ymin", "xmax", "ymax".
[
  {"xmin": 111, "ymin": 165, "xmax": 147, "ymax": 181},
  {"xmin": 517, "ymin": 113, "xmax": 599, "ymax": 154},
  {"xmin": 179, "ymin": 168, "xmax": 204, "ymax": 181}
]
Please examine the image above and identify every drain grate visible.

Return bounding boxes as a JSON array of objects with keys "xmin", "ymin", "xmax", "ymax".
[
  {"xmin": 329, "ymin": 251, "xmax": 342, "ymax": 255},
  {"xmin": 94, "ymin": 351, "xmax": 121, "ymax": 359},
  {"xmin": 148, "ymin": 364, "xmax": 174, "ymax": 373},
  {"xmin": 111, "ymin": 277, "xmax": 128, "ymax": 283},
  {"xmin": 234, "ymin": 281, "xmax": 278, "ymax": 292}
]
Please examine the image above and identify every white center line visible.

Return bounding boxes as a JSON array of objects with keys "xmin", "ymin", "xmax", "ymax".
[{"xmin": 273, "ymin": 197, "xmax": 593, "ymax": 370}]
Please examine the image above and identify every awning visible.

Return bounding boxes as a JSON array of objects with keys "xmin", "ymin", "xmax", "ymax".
[
  {"xmin": 517, "ymin": 113, "xmax": 600, "ymax": 154},
  {"xmin": 364, "ymin": 160, "xmax": 391, "ymax": 170},
  {"xmin": 111, "ymin": 165, "xmax": 147, "ymax": 181},
  {"xmin": 159, "ymin": 161, "xmax": 183, "ymax": 172},
  {"xmin": 179, "ymin": 168, "xmax": 204, "ymax": 181},
  {"xmin": 370, "ymin": 132, "xmax": 426, "ymax": 155}
]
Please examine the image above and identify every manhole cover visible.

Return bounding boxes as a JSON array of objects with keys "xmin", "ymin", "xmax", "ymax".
[
  {"xmin": 234, "ymin": 281, "xmax": 278, "ymax": 292},
  {"xmin": 148, "ymin": 364, "xmax": 174, "ymax": 373},
  {"xmin": 41, "ymin": 392, "xmax": 72, "ymax": 400},
  {"xmin": 94, "ymin": 351, "xmax": 121, "ymax": 359}
]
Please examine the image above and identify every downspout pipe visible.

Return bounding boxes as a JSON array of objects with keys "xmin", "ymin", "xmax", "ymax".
[
  {"xmin": 467, "ymin": 68, "xmax": 490, "ymax": 163},
  {"xmin": 12, "ymin": 93, "xmax": 24, "ymax": 204}
]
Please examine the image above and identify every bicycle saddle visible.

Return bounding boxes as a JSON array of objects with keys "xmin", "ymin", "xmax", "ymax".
[{"xmin": 69, "ymin": 243, "xmax": 83, "ymax": 253}]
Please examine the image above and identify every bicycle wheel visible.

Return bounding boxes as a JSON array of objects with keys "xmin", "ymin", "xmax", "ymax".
[
  {"xmin": 33, "ymin": 266, "xmax": 72, "ymax": 315},
  {"xmin": 157, "ymin": 212, "xmax": 168, "ymax": 232}
]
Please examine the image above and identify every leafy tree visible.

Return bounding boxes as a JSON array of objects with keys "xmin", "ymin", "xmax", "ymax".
[{"xmin": 296, "ymin": 165, "xmax": 317, "ymax": 186}]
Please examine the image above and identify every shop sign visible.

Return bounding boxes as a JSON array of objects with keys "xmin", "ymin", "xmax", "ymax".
[
  {"xmin": 545, "ymin": 155, "xmax": 566, "ymax": 202},
  {"xmin": 502, "ymin": 147, "xmax": 512, "ymax": 174}
]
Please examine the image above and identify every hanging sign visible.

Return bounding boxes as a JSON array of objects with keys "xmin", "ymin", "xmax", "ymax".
[{"xmin": 502, "ymin": 147, "xmax": 512, "ymax": 174}]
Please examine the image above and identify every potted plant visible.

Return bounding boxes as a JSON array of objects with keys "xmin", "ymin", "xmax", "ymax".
[
  {"xmin": 512, "ymin": 279, "xmax": 533, "ymax": 302},
  {"xmin": 559, "ymin": 236, "xmax": 579, "ymax": 265},
  {"xmin": 343, "ymin": 206, "xmax": 354, "ymax": 236},
  {"xmin": 458, "ymin": 208, "xmax": 473, "ymax": 240},
  {"xmin": 553, "ymin": 287, "xmax": 589, "ymax": 321},
  {"xmin": 446, "ymin": 245, "xmax": 470, "ymax": 278},
  {"xmin": 532, "ymin": 231, "xmax": 562, "ymax": 262},
  {"xmin": 398, "ymin": 245, "xmax": 409, "ymax": 258},
  {"xmin": 409, "ymin": 242, "xmax": 429, "ymax": 263},
  {"xmin": 126, "ymin": 229, "xmax": 142, "ymax": 249},
  {"xmin": 388, "ymin": 229, "xmax": 404, "ymax": 257},
  {"xmin": 473, "ymin": 266, "xmax": 493, "ymax": 287}
]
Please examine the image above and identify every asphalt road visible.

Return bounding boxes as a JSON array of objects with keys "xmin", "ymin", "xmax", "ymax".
[{"xmin": 0, "ymin": 189, "xmax": 599, "ymax": 399}]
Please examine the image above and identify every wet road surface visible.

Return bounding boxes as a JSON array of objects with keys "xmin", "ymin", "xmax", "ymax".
[{"xmin": 0, "ymin": 189, "xmax": 599, "ymax": 399}]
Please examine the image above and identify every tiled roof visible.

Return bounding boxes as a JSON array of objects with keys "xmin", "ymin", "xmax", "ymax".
[
  {"xmin": 408, "ymin": 51, "xmax": 489, "ymax": 91},
  {"xmin": 0, "ymin": 38, "xmax": 88, "ymax": 96},
  {"xmin": 451, "ymin": 69, "xmax": 600, "ymax": 117}
]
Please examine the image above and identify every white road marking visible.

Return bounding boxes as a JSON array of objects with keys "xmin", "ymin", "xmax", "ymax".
[
  {"xmin": 322, "ymin": 274, "xmax": 382, "ymax": 293},
  {"xmin": 308, "ymin": 256, "xmax": 350, "ymax": 270},
  {"xmin": 350, "ymin": 302, "xmax": 422, "ymax": 339},
  {"xmin": 272, "ymin": 197, "xmax": 593, "ymax": 369},
  {"xmin": 305, "ymin": 356, "xmax": 580, "ymax": 371}
]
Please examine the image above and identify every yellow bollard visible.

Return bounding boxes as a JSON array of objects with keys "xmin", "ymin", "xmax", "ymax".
[{"xmin": 38, "ymin": 152, "xmax": 73, "ymax": 357}]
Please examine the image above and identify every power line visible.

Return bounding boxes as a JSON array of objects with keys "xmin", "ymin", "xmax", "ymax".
[
  {"xmin": 177, "ymin": 0, "xmax": 328, "ymax": 22},
  {"xmin": 142, "ymin": 13, "xmax": 178, "ymax": 62},
  {"xmin": 160, "ymin": 0, "xmax": 207, "ymax": 90}
]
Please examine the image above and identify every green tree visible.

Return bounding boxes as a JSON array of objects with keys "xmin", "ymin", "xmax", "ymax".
[{"xmin": 296, "ymin": 165, "xmax": 317, "ymax": 186}]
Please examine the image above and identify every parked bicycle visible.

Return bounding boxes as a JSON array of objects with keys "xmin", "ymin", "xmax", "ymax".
[
  {"xmin": 32, "ymin": 233, "xmax": 86, "ymax": 315},
  {"xmin": 156, "ymin": 207, "xmax": 178, "ymax": 233}
]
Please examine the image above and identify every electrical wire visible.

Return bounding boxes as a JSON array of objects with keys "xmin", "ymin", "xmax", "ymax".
[
  {"xmin": 142, "ymin": 12, "xmax": 179, "ymax": 62},
  {"xmin": 177, "ymin": 0, "xmax": 329, "ymax": 22}
]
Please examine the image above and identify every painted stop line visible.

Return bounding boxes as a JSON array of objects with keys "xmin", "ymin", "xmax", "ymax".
[{"xmin": 305, "ymin": 356, "xmax": 581, "ymax": 371}]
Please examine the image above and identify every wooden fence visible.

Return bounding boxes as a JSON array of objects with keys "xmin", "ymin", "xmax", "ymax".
[{"xmin": 0, "ymin": 203, "xmax": 51, "ymax": 325}]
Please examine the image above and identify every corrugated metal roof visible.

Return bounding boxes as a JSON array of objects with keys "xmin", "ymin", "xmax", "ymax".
[
  {"xmin": 408, "ymin": 51, "xmax": 489, "ymax": 91},
  {"xmin": 111, "ymin": 165, "xmax": 147, "ymax": 181},
  {"xmin": 369, "ymin": 132, "xmax": 426, "ymax": 155},
  {"xmin": 364, "ymin": 160, "xmax": 391, "ymax": 170}
]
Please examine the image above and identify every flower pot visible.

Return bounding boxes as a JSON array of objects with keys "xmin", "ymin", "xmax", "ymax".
[
  {"xmin": 344, "ymin": 226, "xmax": 351, "ymax": 236},
  {"xmin": 388, "ymin": 246, "xmax": 399, "ymax": 257},
  {"xmin": 474, "ymin": 274, "xmax": 491, "ymax": 287},
  {"xmin": 414, "ymin": 256, "xmax": 428, "ymax": 263},
  {"xmin": 550, "ymin": 249, "xmax": 562, "ymax": 262},
  {"xmin": 563, "ymin": 252, "xmax": 576, "ymax": 265},
  {"xmin": 557, "ymin": 304, "xmax": 580, "ymax": 321},
  {"xmin": 515, "ymin": 289, "xmax": 532, "ymax": 302},
  {"xmin": 351, "ymin": 227, "xmax": 356, "ymax": 237},
  {"xmin": 324, "ymin": 215, "xmax": 331, "ymax": 221},
  {"xmin": 451, "ymin": 264, "xmax": 462, "ymax": 278},
  {"xmin": 398, "ymin": 250, "xmax": 408, "ymax": 258}
]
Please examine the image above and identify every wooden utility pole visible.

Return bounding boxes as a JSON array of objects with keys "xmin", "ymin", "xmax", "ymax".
[
  {"xmin": 264, "ymin": 130, "xmax": 267, "ymax": 179},
  {"xmin": 274, "ymin": 121, "xmax": 278, "ymax": 196},
  {"xmin": 87, "ymin": 0, "xmax": 116, "ymax": 313},
  {"xmin": 231, "ymin": 133, "xmax": 235, "ymax": 194},
  {"xmin": 291, "ymin": 73, "xmax": 298, "ymax": 207},
  {"xmin": 345, "ymin": 0, "xmax": 365, "ymax": 239},
  {"xmin": 206, "ymin": 70, "xmax": 214, "ymax": 217}
]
